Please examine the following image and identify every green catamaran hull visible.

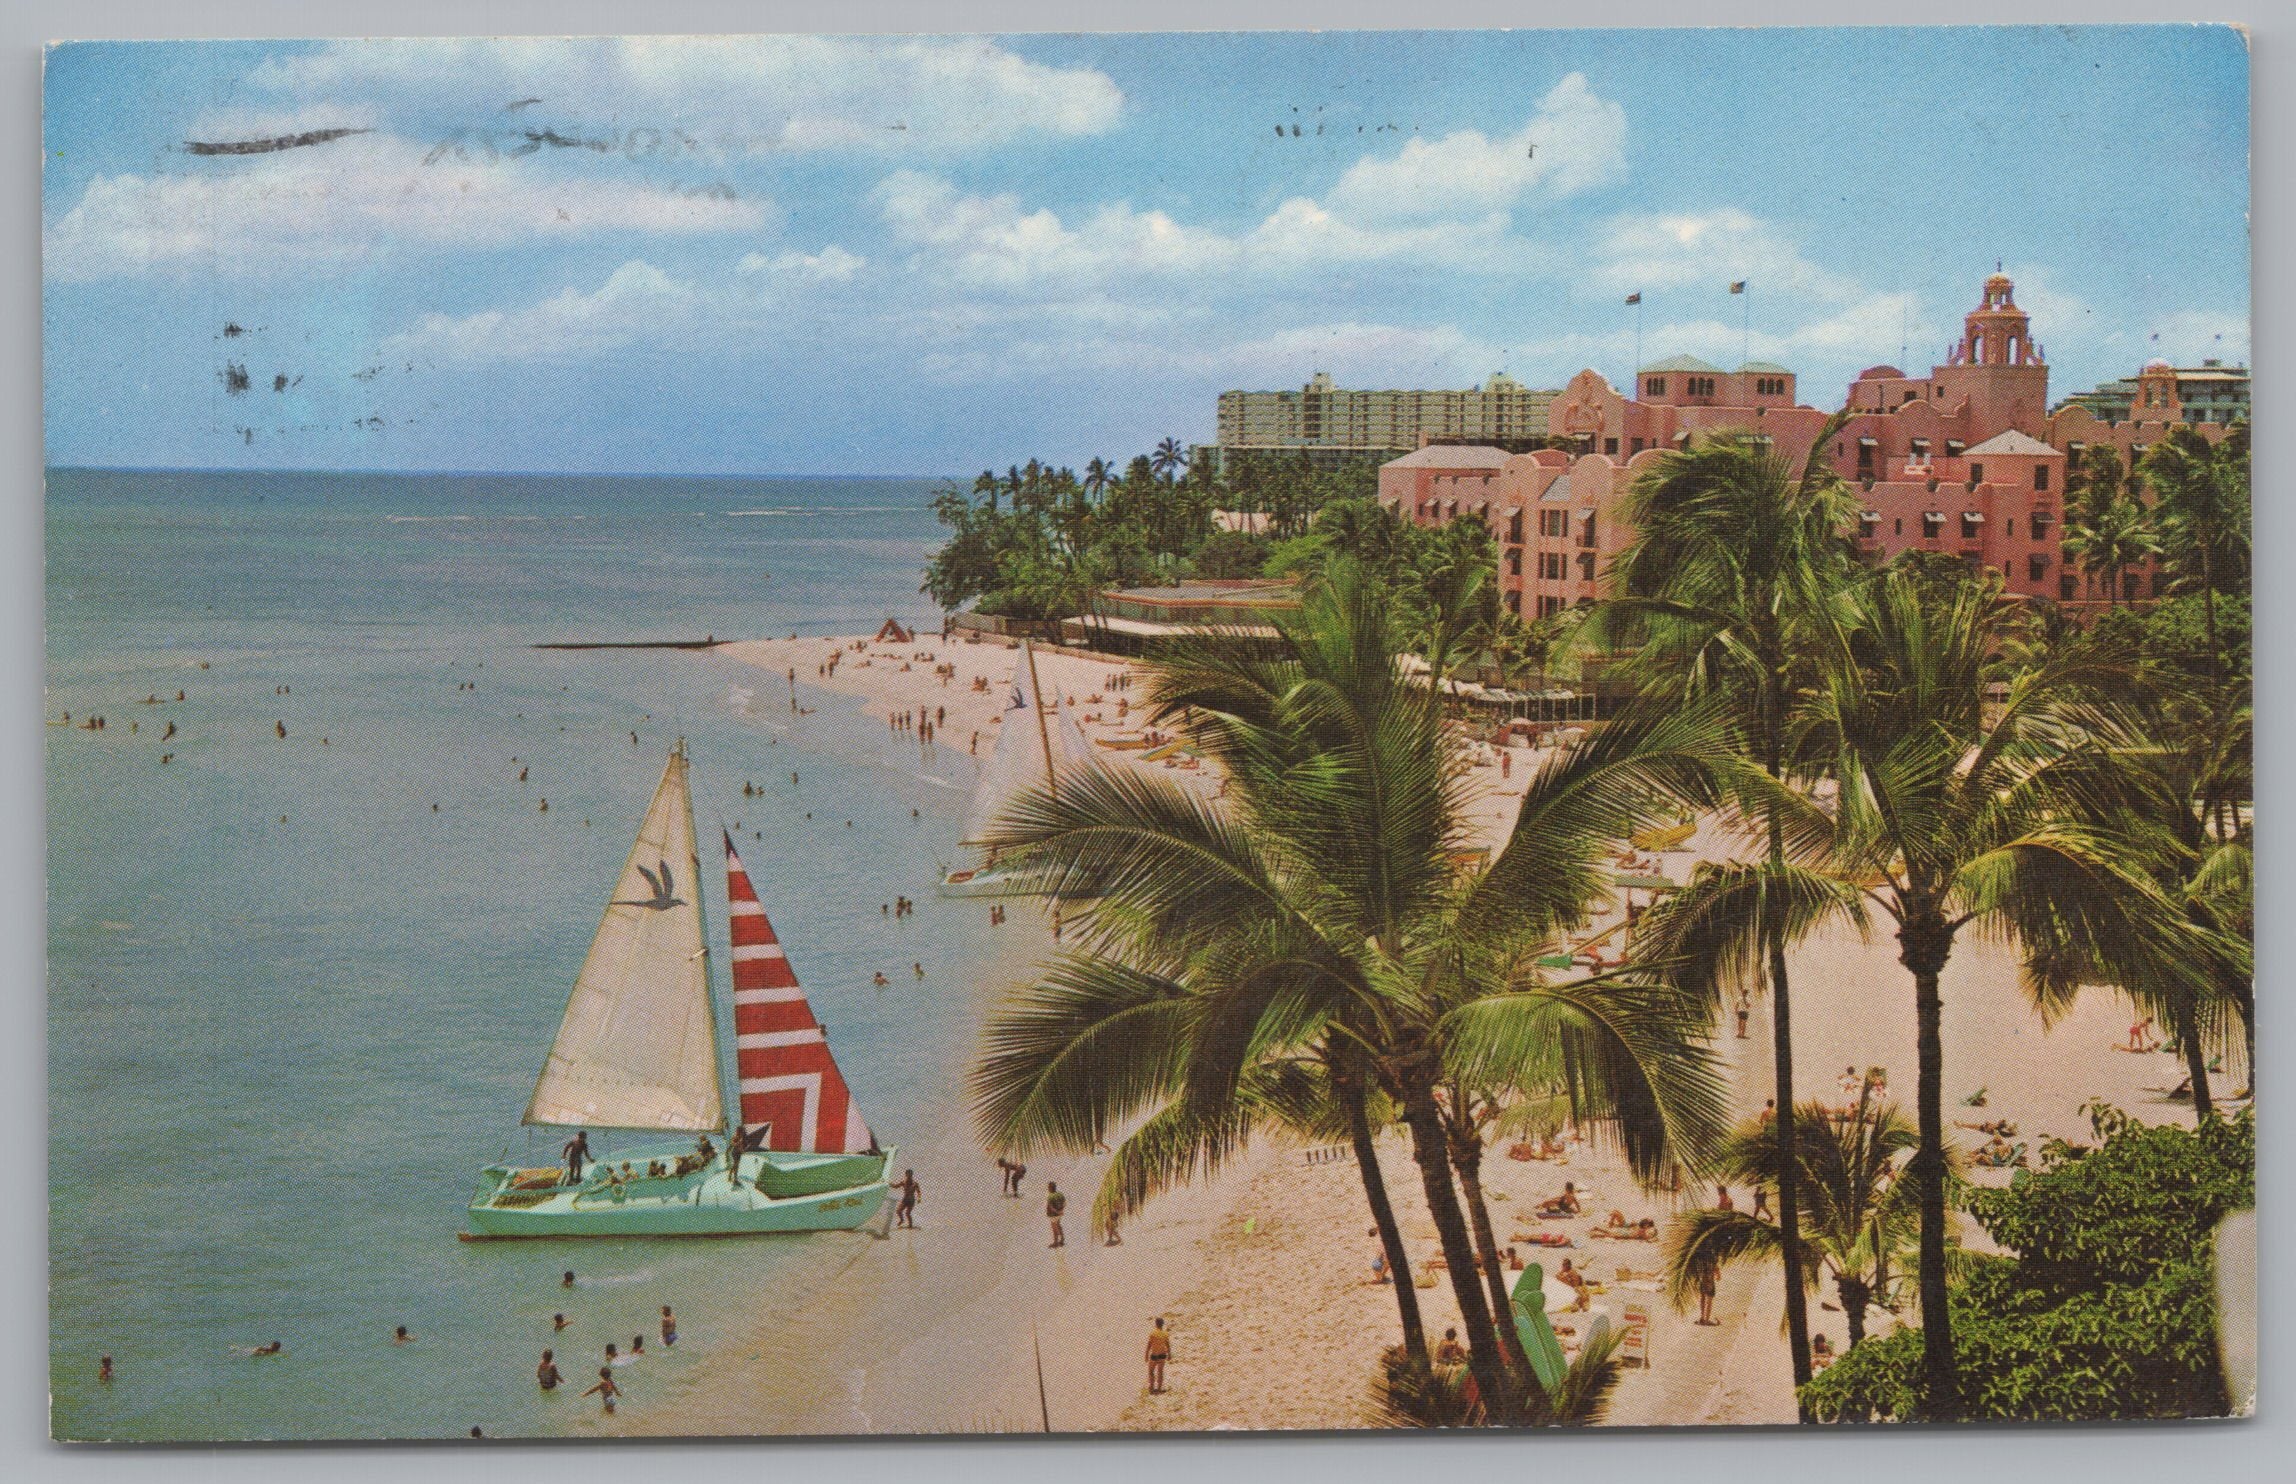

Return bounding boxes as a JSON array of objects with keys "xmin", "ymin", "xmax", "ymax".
[{"xmin": 464, "ymin": 1146, "xmax": 894, "ymax": 1239}]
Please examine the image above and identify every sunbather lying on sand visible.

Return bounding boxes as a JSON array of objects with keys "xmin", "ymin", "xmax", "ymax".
[
  {"xmin": 1956, "ymin": 1118, "xmax": 2019, "ymax": 1137},
  {"xmin": 1591, "ymin": 1216, "xmax": 1659, "ymax": 1241},
  {"xmin": 1536, "ymin": 1184, "xmax": 1583, "ymax": 1218}
]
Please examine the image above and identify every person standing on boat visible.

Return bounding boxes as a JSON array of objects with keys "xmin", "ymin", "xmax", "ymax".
[{"xmin": 561, "ymin": 1130, "xmax": 592, "ymax": 1186}]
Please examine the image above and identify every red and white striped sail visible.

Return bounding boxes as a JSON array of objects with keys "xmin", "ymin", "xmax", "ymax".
[{"xmin": 723, "ymin": 831, "xmax": 874, "ymax": 1154}]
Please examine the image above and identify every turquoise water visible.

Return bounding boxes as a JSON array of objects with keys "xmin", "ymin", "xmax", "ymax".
[{"xmin": 45, "ymin": 469, "xmax": 1015, "ymax": 1441}]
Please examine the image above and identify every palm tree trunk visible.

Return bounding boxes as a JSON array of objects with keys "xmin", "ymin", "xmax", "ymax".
[
  {"xmin": 1898, "ymin": 913, "xmax": 1960, "ymax": 1423},
  {"xmin": 1397, "ymin": 1078, "xmax": 1517, "ymax": 1423},
  {"xmin": 1448, "ymin": 1127, "xmax": 1532, "ymax": 1378},
  {"xmin": 1761, "ymin": 705, "xmax": 1816, "ymax": 1413},
  {"xmin": 1345, "ymin": 1078, "xmax": 1428, "ymax": 1368},
  {"xmin": 2172, "ymin": 997, "xmax": 2215, "ymax": 1118},
  {"xmin": 1838, "ymin": 1277, "xmax": 1869, "ymax": 1350}
]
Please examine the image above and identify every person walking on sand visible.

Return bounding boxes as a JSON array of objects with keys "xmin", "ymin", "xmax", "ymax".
[
  {"xmin": 1045, "ymin": 1182, "xmax": 1067, "ymax": 1247},
  {"xmin": 1144, "ymin": 1318, "xmax": 1171, "ymax": 1394},
  {"xmin": 1369, "ymin": 1228, "xmax": 1390, "ymax": 1284},
  {"xmin": 894, "ymin": 1168, "xmax": 922, "ymax": 1229},
  {"xmin": 1733, "ymin": 989, "xmax": 1751, "ymax": 1039},
  {"xmin": 1694, "ymin": 1261, "xmax": 1720, "ymax": 1325}
]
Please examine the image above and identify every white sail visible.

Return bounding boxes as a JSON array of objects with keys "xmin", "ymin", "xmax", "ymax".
[
  {"xmin": 524, "ymin": 748, "xmax": 724, "ymax": 1132},
  {"xmin": 958, "ymin": 644, "xmax": 1097, "ymax": 846}
]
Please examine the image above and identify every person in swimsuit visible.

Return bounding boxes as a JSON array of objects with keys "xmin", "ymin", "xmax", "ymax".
[
  {"xmin": 660, "ymin": 1307, "xmax": 677, "ymax": 1347},
  {"xmin": 894, "ymin": 1169, "xmax": 922, "ymax": 1229},
  {"xmin": 1045, "ymin": 1183, "xmax": 1067, "ymax": 1248},
  {"xmin": 562, "ymin": 1131, "xmax": 592, "ymax": 1186},
  {"xmin": 1144, "ymin": 1318, "xmax": 1172, "ymax": 1394},
  {"xmin": 583, "ymin": 1367, "xmax": 619, "ymax": 1414},
  {"xmin": 537, "ymin": 1350, "xmax": 562, "ymax": 1391}
]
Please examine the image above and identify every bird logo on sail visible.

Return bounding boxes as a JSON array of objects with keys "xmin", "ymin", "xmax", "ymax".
[{"xmin": 614, "ymin": 859, "xmax": 684, "ymax": 911}]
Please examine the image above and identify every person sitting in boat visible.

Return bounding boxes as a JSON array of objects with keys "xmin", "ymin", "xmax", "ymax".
[{"xmin": 561, "ymin": 1130, "xmax": 592, "ymax": 1187}]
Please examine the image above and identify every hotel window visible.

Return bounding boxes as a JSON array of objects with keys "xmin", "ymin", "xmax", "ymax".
[
  {"xmin": 1894, "ymin": 517, "xmax": 1903, "ymax": 535},
  {"xmin": 1630, "ymin": 437, "xmax": 1644, "ymax": 454},
  {"xmin": 1507, "ymin": 549, "xmax": 1523, "ymax": 577},
  {"xmin": 1577, "ymin": 552, "xmax": 1597, "ymax": 581},
  {"xmin": 1969, "ymin": 463, "xmax": 1983, "ymax": 484},
  {"xmin": 1508, "ymin": 591, "xmax": 1522, "ymax": 617},
  {"xmin": 2033, "ymin": 466, "xmax": 2050, "ymax": 491},
  {"xmin": 1911, "ymin": 438, "xmax": 1931, "ymax": 460},
  {"xmin": 1540, "ymin": 509, "xmax": 1568, "ymax": 538},
  {"xmin": 1961, "ymin": 512, "xmax": 1984, "ymax": 540},
  {"xmin": 1539, "ymin": 595, "xmax": 1563, "ymax": 618},
  {"xmin": 2060, "ymin": 574, "xmax": 2079, "ymax": 602},
  {"xmin": 1539, "ymin": 552, "xmax": 1566, "ymax": 580},
  {"xmin": 1946, "ymin": 440, "xmax": 1965, "ymax": 458},
  {"xmin": 2006, "ymin": 518, "xmax": 2016, "ymax": 537},
  {"xmin": 2031, "ymin": 510, "xmax": 2054, "ymax": 540},
  {"xmin": 1578, "ymin": 512, "xmax": 1598, "ymax": 548},
  {"xmin": 1686, "ymin": 376, "xmax": 1716, "ymax": 397},
  {"xmin": 1922, "ymin": 511, "xmax": 1946, "ymax": 537},
  {"xmin": 1604, "ymin": 438, "xmax": 1618, "ymax": 455},
  {"xmin": 1507, "ymin": 511, "xmax": 1523, "ymax": 543},
  {"xmin": 2028, "ymin": 555, "xmax": 2050, "ymax": 582},
  {"xmin": 1645, "ymin": 377, "xmax": 1667, "ymax": 397},
  {"xmin": 1857, "ymin": 440, "xmax": 1876, "ymax": 477}
]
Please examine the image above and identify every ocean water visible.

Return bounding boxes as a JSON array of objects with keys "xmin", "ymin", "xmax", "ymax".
[{"xmin": 45, "ymin": 469, "xmax": 1028, "ymax": 1440}]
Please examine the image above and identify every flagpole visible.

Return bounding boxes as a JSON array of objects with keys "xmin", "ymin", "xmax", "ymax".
[{"xmin": 1741, "ymin": 281, "xmax": 1751, "ymax": 367}]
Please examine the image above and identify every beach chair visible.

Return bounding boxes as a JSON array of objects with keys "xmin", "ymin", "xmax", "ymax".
[{"xmin": 1619, "ymin": 1304, "xmax": 1651, "ymax": 1368}]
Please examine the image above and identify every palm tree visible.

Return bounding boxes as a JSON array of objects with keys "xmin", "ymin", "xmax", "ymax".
[
  {"xmin": 2141, "ymin": 424, "xmax": 2250, "ymax": 684},
  {"xmin": 1151, "ymin": 437, "xmax": 1188, "ymax": 481},
  {"xmin": 1594, "ymin": 412, "xmax": 1860, "ymax": 1403},
  {"xmin": 1371, "ymin": 1315, "xmax": 1628, "ymax": 1426},
  {"xmin": 1787, "ymin": 567, "xmax": 2221, "ymax": 1419},
  {"xmin": 2060, "ymin": 492, "xmax": 2160, "ymax": 608},
  {"xmin": 970, "ymin": 560, "xmax": 1740, "ymax": 1422},
  {"xmin": 1082, "ymin": 456, "xmax": 1113, "ymax": 504},
  {"xmin": 1663, "ymin": 1095, "xmax": 1934, "ymax": 1355}
]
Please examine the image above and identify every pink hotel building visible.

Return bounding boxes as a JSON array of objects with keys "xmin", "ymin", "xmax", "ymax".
[{"xmin": 1377, "ymin": 274, "xmax": 2239, "ymax": 619}]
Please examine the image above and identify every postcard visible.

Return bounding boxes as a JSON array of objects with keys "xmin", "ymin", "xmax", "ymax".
[{"xmin": 44, "ymin": 27, "xmax": 2251, "ymax": 1440}]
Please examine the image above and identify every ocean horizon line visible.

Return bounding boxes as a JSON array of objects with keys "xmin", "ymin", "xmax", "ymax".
[{"xmin": 43, "ymin": 463, "xmax": 965, "ymax": 484}]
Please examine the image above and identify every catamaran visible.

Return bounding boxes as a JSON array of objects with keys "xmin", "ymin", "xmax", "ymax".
[
  {"xmin": 465, "ymin": 744, "xmax": 892, "ymax": 1238},
  {"xmin": 937, "ymin": 641, "xmax": 1095, "ymax": 898}
]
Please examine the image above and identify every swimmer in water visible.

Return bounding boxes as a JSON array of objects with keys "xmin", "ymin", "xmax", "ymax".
[
  {"xmin": 554, "ymin": 1313, "xmax": 570, "ymax": 1332},
  {"xmin": 562, "ymin": 1270, "xmax": 577, "ymax": 1289},
  {"xmin": 873, "ymin": 971, "xmax": 891, "ymax": 987},
  {"xmin": 660, "ymin": 1307, "xmax": 677, "ymax": 1348},
  {"xmin": 583, "ymin": 1367, "xmax": 619, "ymax": 1413},
  {"xmin": 913, "ymin": 962, "xmax": 924, "ymax": 979},
  {"xmin": 99, "ymin": 1356, "xmax": 113, "ymax": 1383},
  {"xmin": 393, "ymin": 1325, "xmax": 413, "ymax": 1344},
  {"xmin": 251, "ymin": 1341, "xmax": 283, "ymax": 1357}
]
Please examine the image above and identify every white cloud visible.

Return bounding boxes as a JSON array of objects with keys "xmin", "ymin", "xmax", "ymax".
[
  {"xmin": 874, "ymin": 170, "xmax": 1532, "ymax": 290},
  {"xmin": 1326, "ymin": 73, "xmax": 1627, "ymax": 220},
  {"xmin": 384, "ymin": 260, "xmax": 696, "ymax": 362},
  {"xmin": 1584, "ymin": 208, "xmax": 1857, "ymax": 302},
  {"xmin": 45, "ymin": 132, "xmax": 768, "ymax": 282},
  {"xmin": 2142, "ymin": 308, "xmax": 2249, "ymax": 365},
  {"xmin": 383, "ymin": 244, "xmax": 868, "ymax": 362},
  {"xmin": 737, "ymin": 245, "xmax": 864, "ymax": 283},
  {"xmin": 243, "ymin": 36, "xmax": 1122, "ymax": 157}
]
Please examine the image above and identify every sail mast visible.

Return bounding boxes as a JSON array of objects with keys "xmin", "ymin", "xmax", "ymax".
[{"xmin": 1023, "ymin": 640, "xmax": 1059, "ymax": 803}]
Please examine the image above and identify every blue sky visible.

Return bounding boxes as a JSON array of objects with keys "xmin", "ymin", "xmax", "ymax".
[{"xmin": 42, "ymin": 26, "xmax": 2249, "ymax": 476}]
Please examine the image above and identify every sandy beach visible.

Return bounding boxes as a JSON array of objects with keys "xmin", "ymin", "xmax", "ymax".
[{"xmin": 710, "ymin": 632, "xmax": 2222, "ymax": 1433}]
